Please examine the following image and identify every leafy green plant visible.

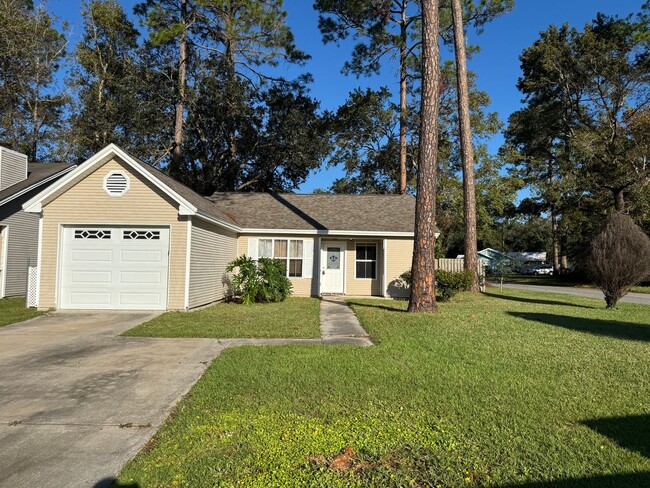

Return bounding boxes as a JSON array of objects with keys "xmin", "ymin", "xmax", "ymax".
[
  {"xmin": 436, "ymin": 269, "xmax": 474, "ymax": 301},
  {"xmin": 397, "ymin": 268, "xmax": 473, "ymax": 301},
  {"xmin": 257, "ymin": 258, "xmax": 293, "ymax": 303},
  {"xmin": 398, "ymin": 269, "xmax": 411, "ymax": 284},
  {"xmin": 226, "ymin": 256, "xmax": 292, "ymax": 304}
]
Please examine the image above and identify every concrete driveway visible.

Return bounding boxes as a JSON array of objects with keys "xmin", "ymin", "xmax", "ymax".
[
  {"xmin": 490, "ymin": 282, "xmax": 650, "ymax": 305},
  {"xmin": 0, "ymin": 312, "xmax": 228, "ymax": 488}
]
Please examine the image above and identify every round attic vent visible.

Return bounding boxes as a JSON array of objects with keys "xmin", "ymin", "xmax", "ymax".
[{"xmin": 103, "ymin": 171, "xmax": 130, "ymax": 197}]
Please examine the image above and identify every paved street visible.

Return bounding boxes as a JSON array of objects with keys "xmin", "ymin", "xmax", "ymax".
[{"xmin": 489, "ymin": 282, "xmax": 650, "ymax": 306}]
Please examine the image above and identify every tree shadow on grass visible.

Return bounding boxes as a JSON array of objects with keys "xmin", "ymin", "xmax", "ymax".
[
  {"xmin": 346, "ymin": 300, "xmax": 407, "ymax": 313},
  {"xmin": 483, "ymin": 291, "xmax": 596, "ymax": 309},
  {"xmin": 582, "ymin": 414, "xmax": 650, "ymax": 459},
  {"xmin": 509, "ymin": 312, "xmax": 650, "ymax": 342},
  {"xmin": 498, "ymin": 472, "xmax": 650, "ymax": 487}
]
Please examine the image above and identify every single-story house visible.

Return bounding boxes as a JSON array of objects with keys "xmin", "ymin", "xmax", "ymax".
[
  {"xmin": 457, "ymin": 248, "xmax": 514, "ymax": 272},
  {"xmin": 507, "ymin": 251, "xmax": 547, "ymax": 272},
  {"xmin": 23, "ymin": 144, "xmax": 416, "ymax": 311},
  {"xmin": 0, "ymin": 146, "xmax": 75, "ymax": 298}
]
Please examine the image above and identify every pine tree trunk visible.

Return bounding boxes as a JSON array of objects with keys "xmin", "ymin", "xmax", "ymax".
[
  {"xmin": 551, "ymin": 211, "xmax": 560, "ymax": 273},
  {"xmin": 398, "ymin": 0, "xmax": 408, "ymax": 195},
  {"xmin": 171, "ymin": 0, "xmax": 187, "ymax": 178},
  {"xmin": 226, "ymin": 37, "xmax": 238, "ymax": 190},
  {"xmin": 451, "ymin": 0, "xmax": 479, "ymax": 292},
  {"xmin": 613, "ymin": 189, "xmax": 625, "ymax": 213},
  {"xmin": 408, "ymin": 0, "xmax": 440, "ymax": 314}
]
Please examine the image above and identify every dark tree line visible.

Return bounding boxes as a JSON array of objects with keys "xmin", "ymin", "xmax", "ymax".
[{"xmin": 0, "ymin": 0, "xmax": 331, "ymax": 194}]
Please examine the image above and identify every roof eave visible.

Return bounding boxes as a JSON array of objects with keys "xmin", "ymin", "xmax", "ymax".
[
  {"xmin": 239, "ymin": 228, "xmax": 418, "ymax": 237},
  {"xmin": 193, "ymin": 210, "xmax": 243, "ymax": 233},
  {"xmin": 0, "ymin": 165, "xmax": 77, "ymax": 208}
]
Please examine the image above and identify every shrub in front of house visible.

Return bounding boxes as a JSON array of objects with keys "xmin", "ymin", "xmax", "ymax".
[
  {"xmin": 226, "ymin": 256, "xmax": 293, "ymax": 304},
  {"xmin": 398, "ymin": 268, "xmax": 473, "ymax": 301},
  {"xmin": 436, "ymin": 269, "xmax": 474, "ymax": 301}
]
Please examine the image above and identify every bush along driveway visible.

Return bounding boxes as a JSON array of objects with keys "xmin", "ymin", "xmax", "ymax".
[{"xmin": 117, "ymin": 288, "xmax": 650, "ymax": 487}]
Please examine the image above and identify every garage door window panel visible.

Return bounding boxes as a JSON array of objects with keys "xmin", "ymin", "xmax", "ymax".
[{"xmin": 74, "ymin": 229, "xmax": 111, "ymax": 239}]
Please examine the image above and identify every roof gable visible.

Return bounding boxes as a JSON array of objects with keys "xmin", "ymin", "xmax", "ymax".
[{"xmin": 22, "ymin": 145, "xmax": 238, "ymax": 230}]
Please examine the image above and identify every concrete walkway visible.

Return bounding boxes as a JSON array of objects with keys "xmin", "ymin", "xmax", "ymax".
[
  {"xmin": 319, "ymin": 297, "xmax": 373, "ymax": 345},
  {"xmin": 489, "ymin": 282, "xmax": 650, "ymax": 305},
  {"xmin": 0, "ymin": 299, "xmax": 371, "ymax": 488}
]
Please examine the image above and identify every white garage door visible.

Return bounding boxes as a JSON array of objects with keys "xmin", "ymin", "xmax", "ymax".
[{"xmin": 60, "ymin": 226, "xmax": 170, "ymax": 310}]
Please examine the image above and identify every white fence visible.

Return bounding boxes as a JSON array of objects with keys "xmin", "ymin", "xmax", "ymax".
[{"xmin": 435, "ymin": 258, "xmax": 486, "ymax": 278}]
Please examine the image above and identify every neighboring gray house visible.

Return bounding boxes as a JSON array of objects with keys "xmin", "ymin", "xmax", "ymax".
[
  {"xmin": 0, "ymin": 146, "xmax": 75, "ymax": 298},
  {"xmin": 457, "ymin": 248, "xmax": 514, "ymax": 271},
  {"xmin": 508, "ymin": 251, "xmax": 547, "ymax": 272}
]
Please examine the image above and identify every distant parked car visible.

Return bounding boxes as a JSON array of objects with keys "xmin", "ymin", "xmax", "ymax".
[{"xmin": 532, "ymin": 264, "xmax": 553, "ymax": 275}]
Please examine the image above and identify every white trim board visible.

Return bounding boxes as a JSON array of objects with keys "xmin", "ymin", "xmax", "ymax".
[
  {"xmin": 241, "ymin": 228, "xmax": 416, "ymax": 238},
  {"xmin": 184, "ymin": 218, "xmax": 192, "ymax": 310},
  {"xmin": 0, "ymin": 226, "xmax": 8, "ymax": 298}
]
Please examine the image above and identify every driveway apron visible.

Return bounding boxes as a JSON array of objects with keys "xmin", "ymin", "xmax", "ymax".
[{"xmin": 0, "ymin": 312, "xmax": 227, "ymax": 488}]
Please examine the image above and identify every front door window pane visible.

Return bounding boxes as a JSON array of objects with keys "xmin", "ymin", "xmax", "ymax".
[{"xmin": 327, "ymin": 247, "xmax": 340, "ymax": 270}]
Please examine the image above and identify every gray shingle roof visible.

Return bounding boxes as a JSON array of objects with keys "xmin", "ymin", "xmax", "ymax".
[
  {"xmin": 208, "ymin": 192, "xmax": 416, "ymax": 233},
  {"xmin": 125, "ymin": 155, "xmax": 240, "ymax": 227},
  {"xmin": 115, "ymin": 148, "xmax": 415, "ymax": 233},
  {"xmin": 0, "ymin": 163, "xmax": 75, "ymax": 206}
]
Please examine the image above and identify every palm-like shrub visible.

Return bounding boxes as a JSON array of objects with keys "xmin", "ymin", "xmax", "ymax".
[{"xmin": 226, "ymin": 256, "xmax": 293, "ymax": 304}]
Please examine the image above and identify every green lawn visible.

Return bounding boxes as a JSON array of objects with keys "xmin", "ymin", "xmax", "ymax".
[
  {"xmin": 0, "ymin": 297, "xmax": 41, "ymax": 327},
  {"xmin": 122, "ymin": 297, "xmax": 321, "ymax": 339},
  {"xmin": 502, "ymin": 274, "xmax": 650, "ymax": 294},
  {"xmin": 118, "ymin": 289, "xmax": 650, "ymax": 487}
]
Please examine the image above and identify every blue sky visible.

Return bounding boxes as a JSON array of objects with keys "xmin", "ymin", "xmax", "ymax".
[{"xmin": 47, "ymin": 0, "xmax": 646, "ymax": 192}]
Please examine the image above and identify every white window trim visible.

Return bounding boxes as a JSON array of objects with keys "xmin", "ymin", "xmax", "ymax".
[
  {"xmin": 355, "ymin": 242, "xmax": 378, "ymax": 280},
  {"xmin": 103, "ymin": 170, "xmax": 130, "ymax": 197},
  {"xmin": 258, "ymin": 238, "xmax": 305, "ymax": 278},
  {"xmin": 0, "ymin": 225, "xmax": 9, "ymax": 299}
]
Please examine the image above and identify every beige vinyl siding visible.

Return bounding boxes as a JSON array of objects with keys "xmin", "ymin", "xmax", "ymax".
[
  {"xmin": 0, "ymin": 188, "xmax": 41, "ymax": 297},
  {"xmin": 237, "ymin": 234, "xmax": 411, "ymax": 297},
  {"xmin": 188, "ymin": 217, "xmax": 237, "ymax": 308},
  {"xmin": 38, "ymin": 158, "xmax": 187, "ymax": 309},
  {"xmin": 237, "ymin": 234, "xmax": 315, "ymax": 297},
  {"xmin": 345, "ymin": 239, "xmax": 383, "ymax": 296},
  {"xmin": 0, "ymin": 148, "xmax": 27, "ymax": 191},
  {"xmin": 385, "ymin": 238, "xmax": 413, "ymax": 298}
]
